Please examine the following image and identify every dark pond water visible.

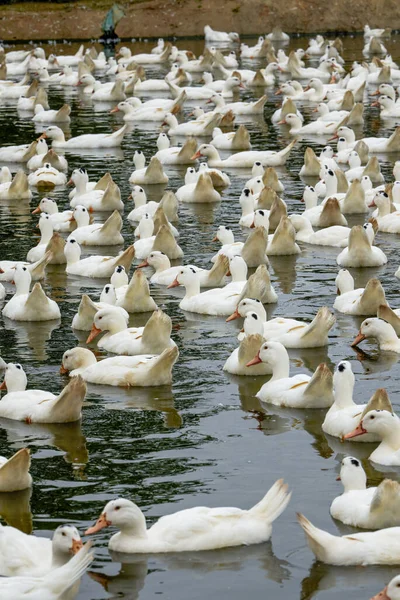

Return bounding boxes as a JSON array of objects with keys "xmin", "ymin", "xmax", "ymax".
[{"xmin": 1, "ymin": 33, "xmax": 400, "ymax": 599}]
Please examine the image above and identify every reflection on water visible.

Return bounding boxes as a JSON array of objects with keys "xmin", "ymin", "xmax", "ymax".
[{"xmin": 1, "ymin": 33, "xmax": 400, "ymax": 600}]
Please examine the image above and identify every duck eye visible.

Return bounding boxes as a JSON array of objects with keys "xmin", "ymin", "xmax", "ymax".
[
  {"xmin": 338, "ymin": 363, "xmax": 345, "ymax": 372},
  {"xmin": 252, "ymin": 314, "xmax": 258, "ymax": 320},
  {"xmin": 350, "ymin": 459, "xmax": 359, "ymax": 467},
  {"xmin": 259, "ymin": 210, "xmax": 264, "ymax": 216},
  {"xmin": 370, "ymin": 415, "xmax": 375, "ymax": 419},
  {"xmin": 22, "ymin": 267, "xmax": 27, "ymax": 272},
  {"xmin": 309, "ymin": 187, "xmax": 314, "ymax": 192},
  {"xmin": 98, "ymin": 316, "xmax": 102, "ymax": 320},
  {"xmin": 115, "ymin": 506, "xmax": 121, "ymax": 511},
  {"xmin": 16, "ymin": 365, "xmax": 21, "ymax": 370}
]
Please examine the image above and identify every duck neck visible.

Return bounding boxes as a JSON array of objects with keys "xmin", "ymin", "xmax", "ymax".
[
  {"xmin": 74, "ymin": 176, "xmax": 88, "ymax": 195},
  {"xmin": 51, "ymin": 546, "xmax": 70, "ymax": 569},
  {"xmin": 378, "ymin": 419, "xmax": 400, "ymax": 450},
  {"xmin": 154, "ymin": 256, "xmax": 170, "ymax": 273},
  {"xmin": 333, "ymin": 374, "xmax": 355, "ymax": 408},
  {"xmin": 182, "ymin": 278, "xmax": 200, "ymax": 298},
  {"xmin": 269, "ymin": 352, "xmax": 290, "ymax": 381}
]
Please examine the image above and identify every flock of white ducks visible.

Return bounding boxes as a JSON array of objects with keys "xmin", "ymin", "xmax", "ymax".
[{"xmin": 1, "ymin": 21, "xmax": 400, "ymax": 599}]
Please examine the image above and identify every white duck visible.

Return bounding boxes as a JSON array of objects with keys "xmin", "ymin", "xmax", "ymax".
[
  {"xmin": 84, "ymin": 480, "xmax": 290, "ymax": 553},
  {"xmin": 289, "ymin": 214, "xmax": 350, "ymax": 247},
  {"xmin": 369, "ymin": 191, "xmax": 400, "ymax": 233},
  {"xmin": 0, "ymin": 522, "xmax": 83, "ymax": 576},
  {"xmin": 44, "ymin": 125, "xmax": 127, "ymax": 149},
  {"xmin": 330, "ymin": 456, "xmax": 400, "ymax": 528},
  {"xmin": 129, "ymin": 154, "xmax": 168, "ymax": 186},
  {"xmin": 192, "ymin": 141, "xmax": 296, "ymax": 168},
  {"xmin": 168, "ymin": 263, "xmax": 277, "ymax": 315},
  {"xmin": 333, "ymin": 270, "xmax": 387, "ymax": 315},
  {"xmin": 0, "ymin": 170, "xmax": 31, "ymax": 200},
  {"xmin": 0, "ymin": 363, "xmax": 85, "ymax": 423},
  {"xmin": 60, "ymin": 346, "xmax": 178, "ymax": 387},
  {"xmin": 0, "ymin": 448, "xmax": 32, "ymax": 492},
  {"xmin": 351, "ymin": 318, "xmax": 400, "ymax": 353},
  {"xmin": 86, "ymin": 308, "xmax": 176, "ymax": 356},
  {"xmin": 32, "ymin": 103, "xmax": 71, "ymax": 123},
  {"xmin": 0, "ymin": 542, "xmax": 93, "ymax": 600},
  {"xmin": 336, "ymin": 225, "xmax": 387, "ymax": 267},
  {"xmin": 31, "ymin": 197, "xmax": 73, "ymax": 232},
  {"xmin": 26, "ymin": 213, "xmax": 54, "ymax": 262},
  {"xmin": 246, "ymin": 341, "xmax": 333, "ymax": 408},
  {"xmin": 322, "ymin": 361, "xmax": 392, "ymax": 441},
  {"xmin": 298, "ymin": 512, "xmax": 400, "ymax": 565},
  {"xmin": 176, "ymin": 172, "xmax": 221, "ymax": 203},
  {"xmin": 138, "ymin": 251, "xmax": 227, "ymax": 288},
  {"xmin": 223, "ymin": 313, "xmax": 271, "ymax": 376},
  {"xmin": 2, "ymin": 264, "xmax": 60, "ymax": 321},
  {"xmin": 67, "ymin": 206, "xmax": 124, "ymax": 246},
  {"xmin": 27, "ymin": 163, "xmax": 67, "ymax": 188},
  {"xmin": 345, "ymin": 410, "xmax": 400, "ymax": 466},
  {"xmin": 69, "ymin": 170, "xmax": 123, "ymax": 212},
  {"xmin": 64, "ymin": 239, "xmax": 135, "ymax": 278}
]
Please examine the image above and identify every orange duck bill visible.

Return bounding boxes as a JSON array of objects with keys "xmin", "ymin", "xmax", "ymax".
[
  {"xmin": 343, "ymin": 422, "xmax": 367, "ymax": 440},
  {"xmin": 351, "ymin": 331, "xmax": 366, "ymax": 347},
  {"xmin": 59, "ymin": 364, "xmax": 69, "ymax": 375},
  {"xmin": 167, "ymin": 276, "xmax": 180, "ymax": 289},
  {"xmin": 86, "ymin": 324, "xmax": 102, "ymax": 344},
  {"xmin": 246, "ymin": 352, "xmax": 262, "ymax": 367},
  {"xmin": 370, "ymin": 585, "xmax": 389, "ymax": 600},
  {"xmin": 85, "ymin": 513, "xmax": 111, "ymax": 535},
  {"xmin": 71, "ymin": 538, "xmax": 84, "ymax": 554},
  {"xmin": 226, "ymin": 308, "xmax": 240, "ymax": 322}
]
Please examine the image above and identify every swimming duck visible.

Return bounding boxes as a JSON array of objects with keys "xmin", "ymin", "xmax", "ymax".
[
  {"xmin": 2, "ymin": 264, "xmax": 60, "ymax": 321},
  {"xmin": 129, "ymin": 155, "xmax": 168, "ymax": 186},
  {"xmin": 345, "ymin": 409, "xmax": 400, "ymax": 466},
  {"xmin": 86, "ymin": 308, "xmax": 176, "ymax": 356},
  {"xmin": 71, "ymin": 284, "xmax": 127, "ymax": 330},
  {"xmin": 85, "ymin": 480, "xmax": 290, "ymax": 553},
  {"xmin": 0, "ymin": 170, "xmax": 31, "ymax": 200},
  {"xmin": 334, "ymin": 270, "xmax": 387, "ymax": 315},
  {"xmin": 0, "ymin": 363, "xmax": 85, "ymax": 423},
  {"xmin": 32, "ymin": 103, "xmax": 71, "ymax": 123},
  {"xmin": 336, "ymin": 225, "xmax": 387, "ymax": 267},
  {"xmin": 0, "ymin": 448, "xmax": 32, "ymax": 493},
  {"xmin": 223, "ymin": 314, "xmax": 270, "ymax": 376},
  {"xmin": 0, "ymin": 521, "xmax": 84, "ymax": 577},
  {"xmin": 69, "ymin": 170, "xmax": 123, "ymax": 211},
  {"xmin": 192, "ymin": 141, "xmax": 296, "ymax": 168},
  {"xmin": 127, "ymin": 186, "xmax": 161, "ymax": 221},
  {"xmin": 43, "ymin": 125, "xmax": 127, "ymax": 149},
  {"xmin": 138, "ymin": 251, "xmax": 228, "ymax": 287},
  {"xmin": 27, "ymin": 163, "xmax": 67, "ymax": 189},
  {"xmin": 61, "ymin": 346, "xmax": 178, "ymax": 387},
  {"xmin": 352, "ymin": 317, "xmax": 400, "ymax": 353},
  {"xmin": 322, "ymin": 362, "xmax": 392, "ymax": 441},
  {"xmin": 330, "ymin": 456, "xmax": 400, "ymax": 528},
  {"xmin": 290, "ymin": 214, "xmax": 350, "ymax": 247},
  {"xmin": 31, "ymin": 197, "xmax": 73, "ymax": 232},
  {"xmin": 176, "ymin": 172, "xmax": 221, "ymax": 203},
  {"xmin": 27, "ymin": 213, "xmax": 54, "ymax": 263},
  {"xmin": 369, "ymin": 191, "xmax": 400, "ymax": 233},
  {"xmin": 113, "ymin": 269, "xmax": 158, "ymax": 313},
  {"xmin": 168, "ymin": 263, "xmax": 277, "ymax": 315},
  {"xmin": 247, "ymin": 341, "xmax": 333, "ymax": 408},
  {"xmin": 204, "ymin": 25, "xmax": 240, "ymax": 43},
  {"xmin": 156, "ymin": 137, "xmax": 198, "ymax": 165},
  {"xmin": 67, "ymin": 207, "xmax": 124, "ymax": 246},
  {"xmin": 64, "ymin": 239, "xmax": 135, "ymax": 278},
  {"xmin": 210, "ymin": 125, "xmax": 251, "ymax": 151},
  {"xmin": 298, "ymin": 512, "xmax": 400, "ymax": 565}
]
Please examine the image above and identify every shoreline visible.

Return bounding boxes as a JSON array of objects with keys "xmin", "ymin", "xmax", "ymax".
[{"xmin": 1, "ymin": 0, "xmax": 400, "ymax": 43}]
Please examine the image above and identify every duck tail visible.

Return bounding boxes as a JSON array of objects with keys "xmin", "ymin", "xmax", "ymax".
[
  {"xmin": 297, "ymin": 513, "xmax": 333, "ymax": 561},
  {"xmin": 205, "ymin": 254, "xmax": 229, "ymax": 286},
  {"xmin": 0, "ymin": 448, "xmax": 31, "ymax": 493},
  {"xmin": 73, "ymin": 294, "xmax": 98, "ymax": 330},
  {"xmin": 94, "ymin": 172, "xmax": 112, "ymax": 191},
  {"xmin": 377, "ymin": 304, "xmax": 400, "ymax": 336},
  {"xmin": 300, "ymin": 306, "xmax": 336, "ymax": 346},
  {"xmin": 303, "ymin": 363, "xmax": 334, "ymax": 407},
  {"xmin": 55, "ymin": 104, "xmax": 71, "ymax": 121},
  {"xmin": 269, "ymin": 139, "xmax": 297, "ymax": 166},
  {"xmin": 347, "ymin": 103, "xmax": 364, "ymax": 126},
  {"xmin": 115, "ymin": 245, "xmax": 135, "ymax": 272},
  {"xmin": 141, "ymin": 310, "xmax": 173, "ymax": 353},
  {"xmin": 249, "ymin": 479, "xmax": 291, "ymax": 523},
  {"xmin": 48, "ymin": 375, "xmax": 86, "ymax": 423},
  {"xmin": 253, "ymin": 94, "xmax": 267, "ymax": 113}
]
